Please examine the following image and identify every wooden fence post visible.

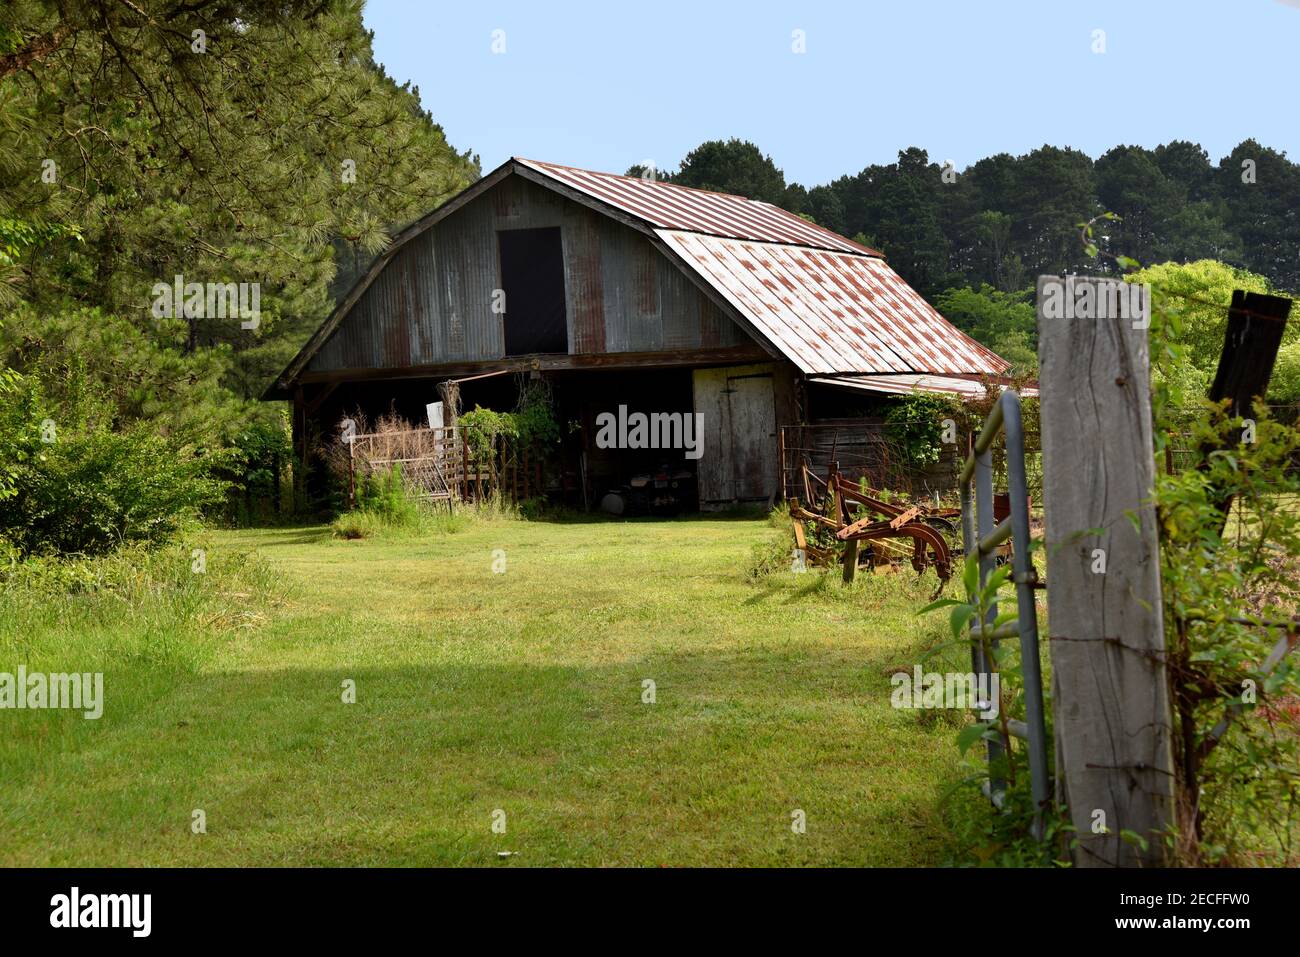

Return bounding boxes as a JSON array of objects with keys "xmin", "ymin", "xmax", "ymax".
[
  {"xmin": 461, "ymin": 433, "xmax": 469, "ymax": 502},
  {"xmin": 1037, "ymin": 275, "xmax": 1176, "ymax": 867}
]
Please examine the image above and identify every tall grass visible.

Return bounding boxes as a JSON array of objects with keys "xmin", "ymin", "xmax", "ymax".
[
  {"xmin": 0, "ymin": 538, "xmax": 285, "ymax": 782},
  {"xmin": 331, "ymin": 464, "xmax": 520, "ymax": 539},
  {"xmin": 0, "ymin": 539, "xmax": 283, "ymax": 671}
]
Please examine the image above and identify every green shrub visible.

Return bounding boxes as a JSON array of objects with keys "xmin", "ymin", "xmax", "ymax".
[
  {"xmin": 747, "ymin": 531, "xmax": 795, "ymax": 579},
  {"xmin": 330, "ymin": 510, "xmax": 382, "ymax": 540},
  {"xmin": 353, "ymin": 463, "xmax": 423, "ymax": 526},
  {"xmin": 333, "ymin": 464, "xmax": 483, "ymax": 538},
  {"xmin": 0, "ymin": 369, "xmax": 229, "ymax": 556},
  {"xmin": 0, "ymin": 426, "xmax": 226, "ymax": 556},
  {"xmin": 0, "ymin": 539, "xmax": 282, "ymax": 670}
]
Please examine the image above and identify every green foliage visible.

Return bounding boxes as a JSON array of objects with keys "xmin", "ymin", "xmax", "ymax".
[
  {"xmin": 919, "ymin": 545, "xmax": 1058, "ymax": 864},
  {"xmin": 0, "ymin": 372, "xmax": 227, "ymax": 556},
  {"xmin": 935, "ymin": 284, "xmax": 1038, "ymax": 375},
  {"xmin": 459, "ymin": 379, "xmax": 561, "ymax": 461},
  {"xmin": 1148, "ymin": 308, "xmax": 1300, "ymax": 864},
  {"xmin": 0, "ymin": 364, "xmax": 22, "ymax": 501},
  {"xmin": 332, "ymin": 462, "xmax": 488, "ymax": 539},
  {"xmin": 459, "ymin": 405, "xmax": 519, "ymax": 460},
  {"xmin": 0, "ymin": 303, "xmax": 247, "ymax": 446},
  {"xmin": 747, "ymin": 530, "xmax": 798, "ymax": 579},
  {"xmin": 330, "ymin": 509, "xmax": 384, "ymax": 540},
  {"xmin": 352, "ymin": 463, "xmax": 422, "ymax": 527},
  {"xmin": 223, "ymin": 412, "xmax": 293, "ymax": 523},
  {"xmin": 1130, "ymin": 260, "xmax": 1289, "ymax": 409},
  {"xmin": 0, "ymin": 215, "xmax": 80, "ymax": 268},
  {"xmin": 1270, "ymin": 340, "xmax": 1300, "ymax": 404},
  {"xmin": 885, "ymin": 393, "xmax": 961, "ymax": 467},
  {"xmin": 642, "ymin": 138, "xmax": 791, "ymax": 207},
  {"xmin": 0, "ymin": 0, "xmax": 480, "ymax": 523}
]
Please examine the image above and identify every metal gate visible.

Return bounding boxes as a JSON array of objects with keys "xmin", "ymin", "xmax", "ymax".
[{"xmin": 958, "ymin": 389, "xmax": 1050, "ymax": 838}]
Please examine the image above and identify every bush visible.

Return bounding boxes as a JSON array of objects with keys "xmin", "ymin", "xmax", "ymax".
[
  {"xmin": 330, "ymin": 510, "xmax": 383, "ymax": 540},
  {"xmin": 223, "ymin": 411, "xmax": 294, "ymax": 526},
  {"xmin": 0, "ymin": 539, "xmax": 283, "ymax": 675},
  {"xmin": 0, "ymin": 375, "xmax": 228, "ymax": 556}
]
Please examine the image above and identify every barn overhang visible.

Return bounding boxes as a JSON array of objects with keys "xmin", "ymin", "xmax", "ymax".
[
  {"xmin": 290, "ymin": 344, "xmax": 776, "ymax": 390},
  {"xmin": 808, "ymin": 373, "xmax": 1038, "ymax": 399}
]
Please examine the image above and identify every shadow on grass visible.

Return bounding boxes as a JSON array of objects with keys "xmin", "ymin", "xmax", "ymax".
[
  {"xmin": 0, "ymin": 649, "xmax": 949, "ymax": 867},
  {"xmin": 224, "ymin": 526, "xmax": 334, "ymax": 546}
]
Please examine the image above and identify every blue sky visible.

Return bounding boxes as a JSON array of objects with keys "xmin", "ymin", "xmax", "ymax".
[{"xmin": 363, "ymin": 0, "xmax": 1300, "ymax": 185}]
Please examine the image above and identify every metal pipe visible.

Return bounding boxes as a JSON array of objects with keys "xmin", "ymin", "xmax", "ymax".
[
  {"xmin": 959, "ymin": 438, "xmax": 978, "ymax": 677},
  {"xmin": 1001, "ymin": 391, "xmax": 1051, "ymax": 842},
  {"xmin": 974, "ymin": 421, "xmax": 1005, "ymax": 795},
  {"xmin": 969, "ymin": 622, "xmax": 1020, "ymax": 642},
  {"xmin": 978, "ymin": 516, "xmax": 1014, "ymax": 555}
]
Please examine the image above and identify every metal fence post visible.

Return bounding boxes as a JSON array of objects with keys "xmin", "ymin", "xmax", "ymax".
[{"xmin": 959, "ymin": 390, "xmax": 1049, "ymax": 835}]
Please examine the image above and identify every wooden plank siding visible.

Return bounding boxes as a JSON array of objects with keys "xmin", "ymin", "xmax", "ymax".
[{"xmin": 307, "ymin": 175, "xmax": 745, "ymax": 374}]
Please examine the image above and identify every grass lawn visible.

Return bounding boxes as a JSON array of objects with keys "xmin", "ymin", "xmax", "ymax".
[{"xmin": 0, "ymin": 514, "xmax": 969, "ymax": 866}]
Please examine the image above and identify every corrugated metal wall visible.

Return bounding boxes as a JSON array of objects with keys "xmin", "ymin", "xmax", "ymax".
[{"xmin": 308, "ymin": 176, "xmax": 742, "ymax": 373}]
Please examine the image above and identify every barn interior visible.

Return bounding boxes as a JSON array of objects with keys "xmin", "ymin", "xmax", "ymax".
[{"xmin": 305, "ymin": 362, "xmax": 789, "ymax": 513}]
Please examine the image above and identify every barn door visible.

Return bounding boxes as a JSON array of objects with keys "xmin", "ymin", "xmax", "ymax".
[{"xmin": 692, "ymin": 366, "xmax": 777, "ymax": 507}]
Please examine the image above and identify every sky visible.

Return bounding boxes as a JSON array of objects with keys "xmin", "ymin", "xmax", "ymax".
[{"xmin": 362, "ymin": 0, "xmax": 1300, "ymax": 186}]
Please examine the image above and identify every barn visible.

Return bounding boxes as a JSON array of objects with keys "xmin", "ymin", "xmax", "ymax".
[{"xmin": 265, "ymin": 157, "xmax": 1011, "ymax": 509}]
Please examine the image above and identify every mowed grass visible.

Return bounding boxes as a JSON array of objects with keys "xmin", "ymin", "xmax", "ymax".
[{"xmin": 0, "ymin": 515, "xmax": 966, "ymax": 866}]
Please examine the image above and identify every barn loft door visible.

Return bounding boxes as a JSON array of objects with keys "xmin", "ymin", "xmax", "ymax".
[
  {"xmin": 693, "ymin": 365, "xmax": 777, "ymax": 508},
  {"xmin": 499, "ymin": 227, "xmax": 568, "ymax": 355}
]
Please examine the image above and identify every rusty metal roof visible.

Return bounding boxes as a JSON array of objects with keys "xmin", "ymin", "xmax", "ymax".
[
  {"xmin": 656, "ymin": 231, "xmax": 1009, "ymax": 376},
  {"xmin": 516, "ymin": 158, "xmax": 878, "ymax": 256}
]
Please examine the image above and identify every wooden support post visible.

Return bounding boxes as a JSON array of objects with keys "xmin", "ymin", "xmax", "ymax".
[
  {"xmin": 777, "ymin": 427, "xmax": 786, "ymax": 501},
  {"xmin": 829, "ymin": 460, "xmax": 858, "ymax": 582},
  {"xmin": 292, "ymin": 386, "xmax": 307, "ymax": 513},
  {"xmin": 1038, "ymin": 276, "xmax": 1175, "ymax": 867},
  {"xmin": 1208, "ymin": 291, "xmax": 1292, "ymax": 417},
  {"xmin": 842, "ymin": 538, "xmax": 858, "ymax": 584},
  {"xmin": 347, "ymin": 438, "xmax": 355, "ymax": 510},
  {"xmin": 461, "ymin": 434, "xmax": 470, "ymax": 502},
  {"xmin": 1202, "ymin": 291, "xmax": 1292, "ymax": 519}
]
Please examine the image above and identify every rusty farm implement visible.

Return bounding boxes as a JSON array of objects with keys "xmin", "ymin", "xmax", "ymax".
[{"xmin": 787, "ymin": 463, "xmax": 956, "ymax": 589}]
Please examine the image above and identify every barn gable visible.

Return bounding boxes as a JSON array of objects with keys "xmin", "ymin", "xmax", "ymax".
[{"xmin": 303, "ymin": 175, "xmax": 750, "ymax": 378}]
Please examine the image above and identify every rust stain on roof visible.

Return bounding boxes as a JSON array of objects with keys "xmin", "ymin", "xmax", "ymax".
[{"xmin": 656, "ymin": 231, "xmax": 1009, "ymax": 377}]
